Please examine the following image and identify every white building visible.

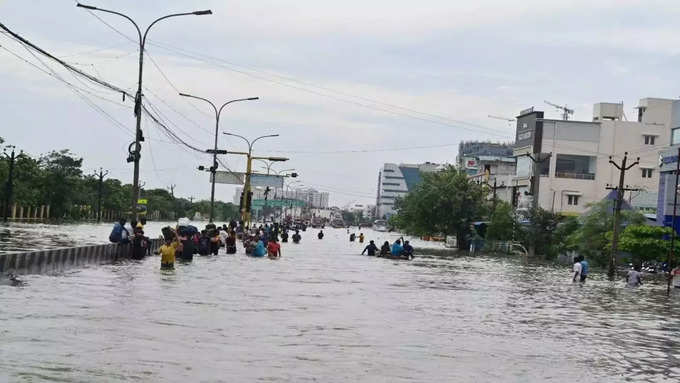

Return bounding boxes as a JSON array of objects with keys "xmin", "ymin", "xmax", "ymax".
[
  {"xmin": 375, "ymin": 162, "xmax": 441, "ymax": 219},
  {"xmin": 511, "ymin": 98, "xmax": 674, "ymax": 214}
]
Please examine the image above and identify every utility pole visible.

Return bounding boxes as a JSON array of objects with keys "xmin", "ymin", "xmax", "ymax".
[
  {"xmin": 2, "ymin": 145, "xmax": 17, "ymax": 223},
  {"xmin": 77, "ymin": 3, "xmax": 212, "ymax": 221},
  {"xmin": 168, "ymin": 184, "xmax": 176, "ymax": 198},
  {"xmin": 95, "ymin": 168, "xmax": 109, "ymax": 223},
  {"xmin": 524, "ymin": 152, "xmax": 551, "ymax": 258},
  {"xmin": 487, "ymin": 178, "xmax": 505, "ymax": 213},
  {"xmin": 607, "ymin": 152, "xmax": 639, "ymax": 281},
  {"xmin": 667, "ymin": 147, "xmax": 680, "ymax": 295}
]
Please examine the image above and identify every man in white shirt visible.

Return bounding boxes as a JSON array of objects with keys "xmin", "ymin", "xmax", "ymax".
[{"xmin": 572, "ymin": 256, "xmax": 582, "ymax": 283}]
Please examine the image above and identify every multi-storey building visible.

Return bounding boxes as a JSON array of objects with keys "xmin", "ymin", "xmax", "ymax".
[
  {"xmin": 510, "ymin": 98, "xmax": 674, "ymax": 214},
  {"xmin": 375, "ymin": 162, "xmax": 441, "ymax": 219}
]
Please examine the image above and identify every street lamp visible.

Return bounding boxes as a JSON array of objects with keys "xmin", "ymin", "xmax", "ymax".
[
  {"xmin": 222, "ymin": 133, "xmax": 287, "ymax": 224},
  {"xmin": 178, "ymin": 93, "xmax": 258, "ymax": 222},
  {"xmin": 77, "ymin": 3, "xmax": 212, "ymax": 219}
]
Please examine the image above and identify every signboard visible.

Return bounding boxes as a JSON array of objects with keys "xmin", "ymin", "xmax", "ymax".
[
  {"xmin": 136, "ymin": 198, "xmax": 147, "ymax": 215},
  {"xmin": 250, "ymin": 174, "xmax": 284, "ymax": 189},
  {"xmin": 464, "ymin": 157, "xmax": 477, "ymax": 169},
  {"xmin": 212, "ymin": 171, "xmax": 245, "ymax": 185},
  {"xmin": 252, "ymin": 199, "xmax": 305, "ymax": 208},
  {"xmin": 515, "ymin": 111, "xmax": 543, "ymax": 149}
]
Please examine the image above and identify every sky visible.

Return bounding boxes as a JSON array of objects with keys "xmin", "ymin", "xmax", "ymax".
[{"xmin": 2, "ymin": 0, "xmax": 680, "ymax": 207}]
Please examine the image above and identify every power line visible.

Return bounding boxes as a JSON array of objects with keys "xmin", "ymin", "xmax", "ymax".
[{"xmin": 147, "ymin": 40, "xmax": 514, "ymax": 139}]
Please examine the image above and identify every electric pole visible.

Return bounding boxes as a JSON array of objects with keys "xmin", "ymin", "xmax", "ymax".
[
  {"xmin": 524, "ymin": 152, "xmax": 551, "ymax": 258},
  {"xmin": 487, "ymin": 178, "xmax": 505, "ymax": 213},
  {"xmin": 95, "ymin": 168, "xmax": 109, "ymax": 223},
  {"xmin": 2, "ymin": 145, "xmax": 16, "ymax": 223},
  {"xmin": 168, "ymin": 184, "xmax": 176, "ymax": 198},
  {"xmin": 607, "ymin": 152, "xmax": 639, "ymax": 281}
]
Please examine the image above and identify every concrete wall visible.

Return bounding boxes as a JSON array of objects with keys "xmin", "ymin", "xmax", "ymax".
[{"xmin": 0, "ymin": 239, "xmax": 162, "ymax": 278}]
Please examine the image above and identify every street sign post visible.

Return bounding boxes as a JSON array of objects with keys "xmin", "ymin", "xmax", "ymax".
[{"xmin": 211, "ymin": 171, "xmax": 245, "ymax": 185}]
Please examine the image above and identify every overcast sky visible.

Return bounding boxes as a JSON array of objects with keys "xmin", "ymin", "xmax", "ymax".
[{"xmin": 2, "ymin": 0, "xmax": 680, "ymax": 206}]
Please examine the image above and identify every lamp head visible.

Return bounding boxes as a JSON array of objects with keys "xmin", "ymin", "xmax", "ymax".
[
  {"xmin": 76, "ymin": 3, "xmax": 98, "ymax": 10},
  {"xmin": 193, "ymin": 10, "xmax": 212, "ymax": 15}
]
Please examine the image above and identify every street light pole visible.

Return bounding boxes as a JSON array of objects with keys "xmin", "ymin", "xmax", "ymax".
[
  {"xmin": 178, "ymin": 93, "xmax": 258, "ymax": 222},
  {"xmin": 223, "ymin": 133, "xmax": 286, "ymax": 225},
  {"xmin": 77, "ymin": 3, "xmax": 211, "ymax": 220}
]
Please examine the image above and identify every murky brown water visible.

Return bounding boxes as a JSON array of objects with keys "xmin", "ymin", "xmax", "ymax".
[{"xmin": 1, "ymin": 224, "xmax": 679, "ymax": 382}]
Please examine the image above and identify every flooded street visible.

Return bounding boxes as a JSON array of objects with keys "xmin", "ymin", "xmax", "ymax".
[{"xmin": 1, "ymin": 225, "xmax": 680, "ymax": 382}]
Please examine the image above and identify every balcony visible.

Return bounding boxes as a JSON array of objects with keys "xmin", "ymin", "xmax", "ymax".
[{"xmin": 555, "ymin": 171, "xmax": 595, "ymax": 180}]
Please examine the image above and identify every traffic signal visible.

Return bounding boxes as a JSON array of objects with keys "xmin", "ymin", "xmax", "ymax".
[
  {"xmin": 198, "ymin": 165, "xmax": 205, "ymax": 171},
  {"xmin": 291, "ymin": 172, "xmax": 298, "ymax": 178},
  {"xmin": 246, "ymin": 191, "xmax": 253, "ymax": 211}
]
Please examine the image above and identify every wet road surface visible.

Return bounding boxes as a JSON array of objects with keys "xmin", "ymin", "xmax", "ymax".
[{"xmin": 1, "ymin": 225, "xmax": 680, "ymax": 382}]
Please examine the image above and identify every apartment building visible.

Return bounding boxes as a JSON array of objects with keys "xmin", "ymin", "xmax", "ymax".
[{"xmin": 511, "ymin": 98, "xmax": 674, "ymax": 214}]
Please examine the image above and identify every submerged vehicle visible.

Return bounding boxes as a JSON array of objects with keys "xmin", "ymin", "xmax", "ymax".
[{"xmin": 373, "ymin": 219, "xmax": 388, "ymax": 232}]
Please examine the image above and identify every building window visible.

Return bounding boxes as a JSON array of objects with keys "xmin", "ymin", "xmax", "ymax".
[
  {"xmin": 567, "ymin": 195, "xmax": 580, "ymax": 206},
  {"xmin": 555, "ymin": 154, "xmax": 596, "ymax": 180},
  {"xmin": 672, "ymin": 128, "xmax": 680, "ymax": 145},
  {"xmin": 384, "ymin": 176, "xmax": 403, "ymax": 180},
  {"xmin": 642, "ymin": 168, "xmax": 653, "ymax": 178},
  {"xmin": 644, "ymin": 135, "xmax": 656, "ymax": 145},
  {"xmin": 638, "ymin": 107, "xmax": 646, "ymax": 122},
  {"xmin": 383, "ymin": 169, "xmax": 395, "ymax": 173},
  {"xmin": 382, "ymin": 182, "xmax": 400, "ymax": 186}
]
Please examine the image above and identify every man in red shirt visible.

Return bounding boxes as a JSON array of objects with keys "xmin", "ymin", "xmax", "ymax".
[{"xmin": 267, "ymin": 237, "xmax": 282, "ymax": 258}]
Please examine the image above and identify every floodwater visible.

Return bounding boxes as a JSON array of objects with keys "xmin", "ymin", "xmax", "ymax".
[{"xmin": 1, "ymin": 224, "xmax": 680, "ymax": 382}]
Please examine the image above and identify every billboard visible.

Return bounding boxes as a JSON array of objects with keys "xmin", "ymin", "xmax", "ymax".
[
  {"xmin": 212, "ymin": 171, "xmax": 245, "ymax": 185},
  {"xmin": 515, "ymin": 110, "xmax": 544, "ymax": 150},
  {"xmin": 250, "ymin": 174, "xmax": 284, "ymax": 189}
]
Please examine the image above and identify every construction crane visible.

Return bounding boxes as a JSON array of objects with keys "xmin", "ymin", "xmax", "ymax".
[
  {"xmin": 544, "ymin": 100, "xmax": 574, "ymax": 120},
  {"xmin": 488, "ymin": 115, "xmax": 515, "ymax": 128}
]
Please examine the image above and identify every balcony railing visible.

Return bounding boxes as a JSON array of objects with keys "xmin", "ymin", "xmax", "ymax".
[{"xmin": 555, "ymin": 171, "xmax": 595, "ymax": 180}]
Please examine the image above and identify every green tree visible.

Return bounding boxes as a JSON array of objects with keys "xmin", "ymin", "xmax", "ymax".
[
  {"xmin": 487, "ymin": 201, "xmax": 514, "ymax": 241},
  {"xmin": 391, "ymin": 166, "xmax": 488, "ymax": 248},
  {"xmin": 517, "ymin": 207, "xmax": 562, "ymax": 258},
  {"xmin": 618, "ymin": 225, "xmax": 678, "ymax": 264},
  {"xmin": 38, "ymin": 150, "xmax": 83, "ymax": 219},
  {"xmin": 567, "ymin": 200, "xmax": 645, "ymax": 266}
]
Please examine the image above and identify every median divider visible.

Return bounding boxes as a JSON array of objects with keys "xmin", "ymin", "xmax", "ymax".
[{"xmin": 0, "ymin": 239, "xmax": 162, "ymax": 278}]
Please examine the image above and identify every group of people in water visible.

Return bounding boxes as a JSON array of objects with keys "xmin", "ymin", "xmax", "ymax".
[
  {"xmin": 110, "ymin": 218, "xmax": 417, "ymax": 270},
  {"xmin": 361, "ymin": 238, "xmax": 414, "ymax": 259}
]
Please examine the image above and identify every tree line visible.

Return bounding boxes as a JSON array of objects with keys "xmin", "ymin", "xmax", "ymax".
[
  {"xmin": 389, "ymin": 166, "xmax": 674, "ymax": 266},
  {"xmin": 0, "ymin": 137, "xmax": 239, "ymax": 222}
]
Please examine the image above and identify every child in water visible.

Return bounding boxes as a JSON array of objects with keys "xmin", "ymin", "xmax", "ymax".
[{"xmin": 159, "ymin": 237, "xmax": 178, "ymax": 270}]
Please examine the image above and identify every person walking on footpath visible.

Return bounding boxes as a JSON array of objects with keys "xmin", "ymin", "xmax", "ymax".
[{"xmin": 572, "ymin": 256, "xmax": 582, "ymax": 283}]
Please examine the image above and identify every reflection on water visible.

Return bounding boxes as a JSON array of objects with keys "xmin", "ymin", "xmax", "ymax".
[{"xmin": 1, "ymin": 226, "xmax": 680, "ymax": 382}]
